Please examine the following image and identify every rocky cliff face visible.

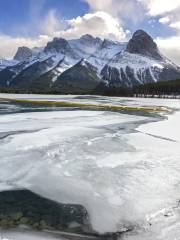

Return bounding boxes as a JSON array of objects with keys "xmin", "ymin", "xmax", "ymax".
[
  {"xmin": 14, "ymin": 47, "xmax": 33, "ymax": 61},
  {"xmin": 126, "ymin": 30, "xmax": 163, "ymax": 60}
]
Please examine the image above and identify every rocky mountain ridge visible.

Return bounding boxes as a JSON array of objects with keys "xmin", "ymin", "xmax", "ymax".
[{"xmin": 0, "ymin": 30, "xmax": 180, "ymax": 93}]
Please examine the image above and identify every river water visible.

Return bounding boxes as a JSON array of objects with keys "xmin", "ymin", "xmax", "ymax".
[{"xmin": 0, "ymin": 94, "xmax": 180, "ymax": 240}]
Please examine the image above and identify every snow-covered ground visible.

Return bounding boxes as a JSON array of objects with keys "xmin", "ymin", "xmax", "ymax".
[{"xmin": 0, "ymin": 94, "xmax": 180, "ymax": 239}]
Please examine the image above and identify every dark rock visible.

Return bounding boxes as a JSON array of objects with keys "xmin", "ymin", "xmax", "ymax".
[
  {"xmin": 14, "ymin": 47, "xmax": 33, "ymax": 61},
  {"xmin": 101, "ymin": 39, "xmax": 113, "ymax": 49},
  {"xmin": 0, "ymin": 68, "xmax": 15, "ymax": 87},
  {"xmin": 0, "ymin": 190, "xmax": 89, "ymax": 232},
  {"xmin": 80, "ymin": 34, "xmax": 102, "ymax": 45},
  {"xmin": 126, "ymin": 29, "xmax": 162, "ymax": 60},
  {"xmin": 44, "ymin": 37, "xmax": 75, "ymax": 57}
]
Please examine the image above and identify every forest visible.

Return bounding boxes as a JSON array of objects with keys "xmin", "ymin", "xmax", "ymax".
[{"xmin": 0, "ymin": 79, "xmax": 180, "ymax": 98}]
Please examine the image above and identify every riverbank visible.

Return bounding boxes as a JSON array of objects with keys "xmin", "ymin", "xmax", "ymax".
[{"xmin": 0, "ymin": 94, "xmax": 169, "ymax": 113}]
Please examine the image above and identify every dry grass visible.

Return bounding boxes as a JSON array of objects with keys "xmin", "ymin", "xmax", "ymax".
[{"xmin": 0, "ymin": 97, "xmax": 170, "ymax": 113}]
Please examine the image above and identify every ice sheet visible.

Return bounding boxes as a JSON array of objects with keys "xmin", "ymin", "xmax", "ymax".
[
  {"xmin": 0, "ymin": 95, "xmax": 180, "ymax": 239},
  {"xmin": 0, "ymin": 229, "xmax": 66, "ymax": 240}
]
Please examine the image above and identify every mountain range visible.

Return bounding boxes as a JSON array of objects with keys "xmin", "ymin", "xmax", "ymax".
[{"xmin": 0, "ymin": 30, "xmax": 180, "ymax": 94}]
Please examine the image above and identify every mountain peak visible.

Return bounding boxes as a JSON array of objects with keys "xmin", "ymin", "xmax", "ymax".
[
  {"xmin": 14, "ymin": 46, "xmax": 33, "ymax": 61},
  {"xmin": 101, "ymin": 39, "xmax": 116, "ymax": 49},
  {"xmin": 126, "ymin": 29, "xmax": 163, "ymax": 60},
  {"xmin": 79, "ymin": 58, "xmax": 94, "ymax": 69},
  {"xmin": 44, "ymin": 37, "xmax": 71, "ymax": 54},
  {"xmin": 132, "ymin": 29, "xmax": 149, "ymax": 38},
  {"xmin": 80, "ymin": 34, "xmax": 94, "ymax": 41},
  {"xmin": 80, "ymin": 34, "xmax": 102, "ymax": 45}
]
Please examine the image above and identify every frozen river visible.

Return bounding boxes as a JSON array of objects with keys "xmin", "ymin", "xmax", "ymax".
[{"xmin": 0, "ymin": 94, "xmax": 180, "ymax": 240}]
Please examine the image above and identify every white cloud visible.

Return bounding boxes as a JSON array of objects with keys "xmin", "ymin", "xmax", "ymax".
[
  {"xmin": 1, "ymin": 0, "xmax": 180, "ymax": 65},
  {"xmin": 138, "ymin": 0, "xmax": 180, "ymax": 34},
  {"xmin": 139, "ymin": 0, "xmax": 180, "ymax": 66},
  {"xmin": 84, "ymin": 0, "xmax": 144, "ymax": 24},
  {"xmin": 156, "ymin": 36, "xmax": 180, "ymax": 65},
  {"xmin": 139, "ymin": 0, "xmax": 180, "ymax": 16},
  {"xmin": 41, "ymin": 9, "xmax": 67, "ymax": 35},
  {"xmin": 84, "ymin": 0, "xmax": 123, "ymax": 16},
  {"xmin": 159, "ymin": 16, "xmax": 170, "ymax": 24},
  {"xmin": 0, "ymin": 10, "xmax": 127, "ymax": 58},
  {"xmin": 59, "ymin": 11, "xmax": 127, "ymax": 41},
  {"xmin": 170, "ymin": 21, "xmax": 180, "ymax": 29},
  {"xmin": 0, "ymin": 34, "xmax": 50, "ymax": 59},
  {"xmin": 0, "ymin": 9, "xmax": 68, "ymax": 58}
]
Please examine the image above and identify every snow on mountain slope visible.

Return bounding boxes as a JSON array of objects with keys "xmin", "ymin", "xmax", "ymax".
[
  {"xmin": 37, "ymin": 55, "xmax": 80, "ymax": 84},
  {"xmin": 0, "ymin": 58, "xmax": 18, "ymax": 70},
  {"xmin": 0, "ymin": 54, "xmax": 64, "ymax": 87},
  {"xmin": 69, "ymin": 37, "xmax": 127, "ymax": 73},
  {"xmin": 34, "ymin": 37, "xmax": 96, "ymax": 83},
  {"xmin": 0, "ymin": 38, "xmax": 80, "ymax": 88},
  {"xmin": 101, "ymin": 52, "xmax": 180, "ymax": 87},
  {"xmin": 50, "ymin": 59, "xmax": 74, "ymax": 82},
  {"xmin": 69, "ymin": 34, "xmax": 103, "ymax": 59},
  {"xmin": 1, "ymin": 35, "xmax": 124, "ymax": 87},
  {"xmin": 88, "ymin": 40, "xmax": 126, "ymax": 72},
  {"xmin": 101, "ymin": 30, "xmax": 180, "ymax": 87},
  {"xmin": 9, "ymin": 54, "xmax": 66, "ymax": 88},
  {"xmin": 54, "ymin": 59, "xmax": 101, "ymax": 93},
  {"xmin": 101, "ymin": 51, "xmax": 165, "ymax": 86}
]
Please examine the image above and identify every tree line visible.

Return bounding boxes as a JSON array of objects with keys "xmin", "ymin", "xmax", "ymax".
[
  {"xmin": 133, "ymin": 79, "xmax": 180, "ymax": 98},
  {"xmin": 0, "ymin": 79, "xmax": 180, "ymax": 98}
]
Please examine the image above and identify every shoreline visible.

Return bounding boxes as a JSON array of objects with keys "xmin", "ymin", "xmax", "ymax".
[{"xmin": 0, "ymin": 97, "xmax": 169, "ymax": 113}]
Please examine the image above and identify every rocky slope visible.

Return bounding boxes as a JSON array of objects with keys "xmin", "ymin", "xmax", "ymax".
[{"xmin": 0, "ymin": 30, "xmax": 180, "ymax": 92}]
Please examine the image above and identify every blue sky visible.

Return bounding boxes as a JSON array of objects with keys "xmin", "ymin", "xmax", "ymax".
[
  {"xmin": 0, "ymin": 0, "xmax": 180, "ymax": 64},
  {"xmin": 0, "ymin": 0, "xmax": 175, "ymax": 38},
  {"xmin": 0, "ymin": 0, "xmax": 88, "ymax": 36}
]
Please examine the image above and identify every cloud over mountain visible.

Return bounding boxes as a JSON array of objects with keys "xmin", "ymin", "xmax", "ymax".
[
  {"xmin": 0, "ymin": 9, "xmax": 127, "ymax": 58},
  {"xmin": 0, "ymin": 0, "xmax": 180, "ymax": 65}
]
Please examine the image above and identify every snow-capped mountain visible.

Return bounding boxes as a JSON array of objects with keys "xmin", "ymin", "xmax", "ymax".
[
  {"xmin": 0, "ymin": 30, "xmax": 180, "ymax": 92},
  {"xmin": 88, "ymin": 39, "xmax": 126, "ymax": 72},
  {"xmin": 0, "ymin": 58, "xmax": 18, "ymax": 71},
  {"xmin": 101, "ymin": 30, "xmax": 180, "ymax": 87},
  {"xmin": 69, "ymin": 34, "xmax": 103, "ymax": 59}
]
